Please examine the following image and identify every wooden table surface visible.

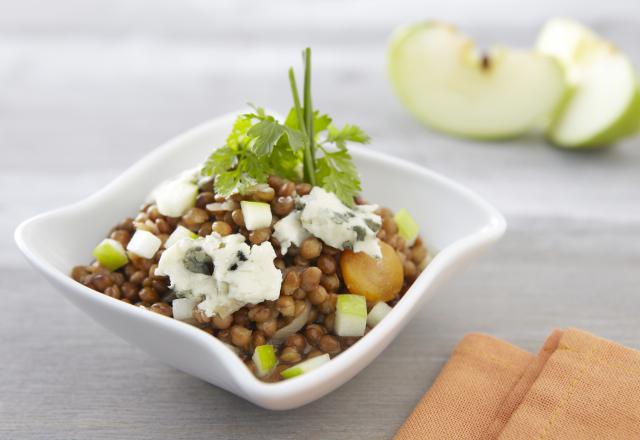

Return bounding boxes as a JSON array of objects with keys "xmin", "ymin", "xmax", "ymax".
[{"xmin": 3, "ymin": 1, "xmax": 640, "ymax": 438}]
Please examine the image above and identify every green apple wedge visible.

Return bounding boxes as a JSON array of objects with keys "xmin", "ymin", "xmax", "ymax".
[
  {"xmin": 537, "ymin": 18, "xmax": 640, "ymax": 148},
  {"xmin": 387, "ymin": 22, "xmax": 568, "ymax": 140}
]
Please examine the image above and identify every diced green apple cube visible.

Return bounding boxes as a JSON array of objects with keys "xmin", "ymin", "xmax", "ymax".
[
  {"xmin": 335, "ymin": 294, "xmax": 367, "ymax": 337},
  {"xmin": 367, "ymin": 302, "xmax": 392, "ymax": 328},
  {"xmin": 127, "ymin": 230, "xmax": 162, "ymax": 259},
  {"xmin": 156, "ymin": 180, "xmax": 198, "ymax": 217},
  {"xmin": 252, "ymin": 344, "xmax": 278, "ymax": 377},
  {"xmin": 394, "ymin": 208, "xmax": 419, "ymax": 246},
  {"xmin": 164, "ymin": 225, "xmax": 197, "ymax": 248},
  {"xmin": 92, "ymin": 238, "xmax": 129, "ymax": 271},
  {"xmin": 240, "ymin": 201, "xmax": 272, "ymax": 231},
  {"xmin": 171, "ymin": 298, "xmax": 197, "ymax": 322},
  {"xmin": 281, "ymin": 353, "xmax": 330, "ymax": 379}
]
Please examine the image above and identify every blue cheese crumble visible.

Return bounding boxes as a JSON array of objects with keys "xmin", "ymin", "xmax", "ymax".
[
  {"xmin": 273, "ymin": 211, "xmax": 310, "ymax": 255},
  {"xmin": 274, "ymin": 187, "xmax": 382, "ymax": 259},
  {"xmin": 156, "ymin": 233, "xmax": 282, "ymax": 318}
]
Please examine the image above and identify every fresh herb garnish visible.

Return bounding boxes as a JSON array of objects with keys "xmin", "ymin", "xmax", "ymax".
[{"xmin": 201, "ymin": 48, "xmax": 370, "ymax": 206}]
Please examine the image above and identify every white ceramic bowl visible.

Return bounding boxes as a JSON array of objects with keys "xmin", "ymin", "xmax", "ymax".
[{"xmin": 15, "ymin": 111, "xmax": 506, "ymax": 410}]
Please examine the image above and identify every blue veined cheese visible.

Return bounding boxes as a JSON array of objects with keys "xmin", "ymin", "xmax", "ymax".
[
  {"xmin": 299, "ymin": 187, "xmax": 382, "ymax": 259},
  {"xmin": 156, "ymin": 233, "xmax": 282, "ymax": 318},
  {"xmin": 155, "ymin": 237, "xmax": 222, "ymax": 304},
  {"xmin": 203, "ymin": 234, "xmax": 282, "ymax": 306},
  {"xmin": 272, "ymin": 211, "xmax": 310, "ymax": 255}
]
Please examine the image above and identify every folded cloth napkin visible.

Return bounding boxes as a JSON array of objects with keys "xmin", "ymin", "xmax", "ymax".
[{"xmin": 395, "ymin": 329, "xmax": 640, "ymax": 440}]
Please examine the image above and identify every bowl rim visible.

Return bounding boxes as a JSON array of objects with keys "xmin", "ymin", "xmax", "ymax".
[{"xmin": 14, "ymin": 111, "xmax": 506, "ymax": 406}]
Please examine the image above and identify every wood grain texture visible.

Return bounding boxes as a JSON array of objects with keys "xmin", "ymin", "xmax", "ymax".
[{"xmin": 2, "ymin": 1, "xmax": 640, "ymax": 439}]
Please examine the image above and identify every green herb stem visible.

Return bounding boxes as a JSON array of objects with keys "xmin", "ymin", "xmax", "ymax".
[
  {"xmin": 289, "ymin": 50, "xmax": 316, "ymax": 186},
  {"xmin": 303, "ymin": 48, "xmax": 315, "ymax": 161}
]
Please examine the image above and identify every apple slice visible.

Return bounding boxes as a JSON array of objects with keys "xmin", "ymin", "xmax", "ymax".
[
  {"xmin": 240, "ymin": 201, "xmax": 272, "ymax": 231},
  {"xmin": 367, "ymin": 302, "xmax": 392, "ymax": 328},
  {"xmin": 537, "ymin": 18, "xmax": 640, "ymax": 147},
  {"xmin": 388, "ymin": 22, "xmax": 567, "ymax": 140},
  {"xmin": 252, "ymin": 344, "xmax": 278, "ymax": 377},
  {"xmin": 164, "ymin": 225, "xmax": 197, "ymax": 248},
  {"xmin": 334, "ymin": 294, "xmax": 367, "ymax": 337},
  {"xmin": 127, "ymin": 229, "xmax": 162, "ymax": 259},
  {"xmin": 394, "ymin": 208, "xmax": 419, "ymax": 246},
  {"xmin": 92, "ymin": 238, "xmax": 129, "ymax": 271},
  {"xmin": 281, "ymin": 353, "xmax": 330, "ymax": 379}
]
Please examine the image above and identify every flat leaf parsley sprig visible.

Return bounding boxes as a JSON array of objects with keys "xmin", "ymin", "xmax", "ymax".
[{"xmin": 201, "ymin": 48, "xmax": 370, "ymax": 207}]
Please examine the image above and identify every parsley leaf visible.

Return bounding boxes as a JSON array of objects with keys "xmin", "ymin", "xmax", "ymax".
[
  {"xmin": 326, "ymin": 124, "xmax": 370, "ymax": 149},
  {"xmin": 315, "ymin": 146, "xmax": 362, "ymax": 206},
  {"xmin": 285, "ymin": 108, "xmax": 332, "ymax": 134}
]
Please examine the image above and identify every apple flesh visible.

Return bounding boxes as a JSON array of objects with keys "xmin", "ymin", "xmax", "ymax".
[
  {"xmin": 281, "ymin": 353, "xmax": 330, "ymax": 379},
  {"xmin": 164, "ymin": 225, "xmax": 197, "ymax": 248},
  {"xmin": 387, "ymin": 22, "xmax": 567, "ymax": 140},
  {"xmin": 334, "ymin": 294, "xmax": 367, "ymax": 337},
  {"xmin": 126, "ymin": 229, "xmax": 162, "ymax": 259},
  {"xmin": 252, "ymin": 344, "xmax": 278, "ymax": 377},
  {"xmin": 537, "ymin": 19, "xmax": 640, "ymax": 147},
  {"xmin": 92, "ymin": 238, "xmax": 129, "ymax": 271},
  {"xmin": 367, "ymin": 302, "xmax": 392, "ymax": 328},
  {"xmin": 240, "ymin": 201, "xmax": 272, "ymax": 231},
  {"xmin": 394, "ymin": 208, "xmax": 419, "ymax": 246}
]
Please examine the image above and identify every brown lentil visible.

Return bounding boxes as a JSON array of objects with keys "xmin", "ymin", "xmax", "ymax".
[
  {"xmin": 127, "ymin": 271, "xmax": 145, "ymax": 286},
  {"xmin": 300, "ymin": 237, "xmax": 322, "ymax": 260},
  {"xmin": 281, "ymin": 271, "xmax": 300, "ymax": 296},
  {"xmin": 150, "ymin": 302, "xmax": 172, "ymax": 317},
  {"xmin": 301, "ymin": 266, "xmax": 322, "ymax": 292},
  {"xmin": 305, "ymin": 324, "xmax": 325, "ymax": 346},
  {"xmin": 256, "ymin": 319, "xmax": 278, "ymax": 337},
  {"xmin": 272, "ymin": 196, "xmax": 294, "ymax": 216},
  {"xmin": 104, "ymin": 285, "xmax": 121, "ymax": 299},
  {"xmin": 249, "ymin": 228, "xmax": 271, "ymax": 245},
  {"xmin": 198, "ymin": 222, "xmax": 213, "ymax": 237},
  {"xmin": 211, "ymin": 314, "xmax": 233, "ymax": 330},
  {"xmin": 110, "ymin": 229, "xmax": 131, "ymax": 247},
  {"xmin": 193, "ymin": 308, "xmax": 210, "ymax": 325},
  {"xmin": 295, "ymin": 182, "xmax": 312, "ymax": 196},
  {"xmin": 319, "ymin": 335, "xmax": 341, "ymax": 355},
  {"xmin": 230, "ymin": 325, "xmax": 252, "ymax": 350},
  {"xmin": 89, "ymin": 274, "xmax": 113, "ymax": 292},
  {"xmin": 121, "ymin": 282, "xmax": 139, "ymax": 301},
  {"xmin": 196, "ymin": 192, "xmax": 216, "ymax": 209},
  {"xmin": 253, "ymin": 186, "xmax": 275, "ymax": 202},
  {"xmin": 280, "ymin": 346, "xmax": 302, "ymax": 363},
  {"xmin": 231, "ymin": 209, "xmax": 245, "ymax": 227},
  {"xmin": 248, "ymin": 305, "xmax": 272, "ymax": 323},
  {"xmin": 317, "ymin": 255, "xmax": 336, "ymax": 274},
  {"xmin": 285, "ymin": 334, "xmax": 306, "ymax": 353},
  {"xmin": 278, "ymin": 181, "xmax": 295, "ymax": 197},
  {"xmin": 252, "ymin": 330, "xmax": 267, "ymax": 349},
  {"xmin": 307, "ymin": 349, "xmax": 324, "ymax": 359},
  {"xmin": 276, "ymin": 296, "xmax": 295, "ymax": 317},
  {"xmin": 211, "ymin": 221, "xmax": 232, "ymax": 236},
  {"xmin": 320, "ymin": 273, "xmax": 340, "ymax": 292},
  {"xmin": 139, "ymin": 287, "xmax": 159, "ymax": 304},
  {"xmin": 308, "ymin": 285, "xmax": 328, "ymax": 305}
]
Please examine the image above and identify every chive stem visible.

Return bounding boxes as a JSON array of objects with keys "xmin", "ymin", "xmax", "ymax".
[
  {"xmin": 289, "ymin": 48, "xmax": 317, "ymax": 186},
  {"xmin": 303, "ymin": 48, "xmax": 315, "ymax": 162}
]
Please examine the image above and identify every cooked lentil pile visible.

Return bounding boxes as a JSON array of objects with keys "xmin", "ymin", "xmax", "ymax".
[{"xmin": 71, "ymin": 175, "xmax": 429, "ymax": 382}]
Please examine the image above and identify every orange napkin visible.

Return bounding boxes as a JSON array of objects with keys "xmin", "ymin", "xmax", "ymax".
[{"xmin": 395, "ymin": 329, "xmax": 640, "ymax": 440}]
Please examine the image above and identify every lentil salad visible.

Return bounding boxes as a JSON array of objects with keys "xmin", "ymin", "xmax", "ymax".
[{"xmin": 70, "ymin": 48, "xmax": 430, "ymax": 382}]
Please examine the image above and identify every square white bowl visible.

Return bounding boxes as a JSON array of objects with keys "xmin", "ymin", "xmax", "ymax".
[{"xmin": 15, "ymin": 111, "xmax": 505, "ymax": 410}]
